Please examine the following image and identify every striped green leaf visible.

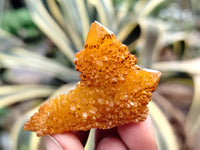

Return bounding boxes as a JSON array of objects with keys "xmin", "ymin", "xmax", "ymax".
[{"xmin": 0, "ymin": 47, "xmax": 79, "ymax": 82}]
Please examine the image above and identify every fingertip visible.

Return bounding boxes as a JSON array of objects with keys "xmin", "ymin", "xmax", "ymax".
[
  {"xmin": 45, "ymin": 135, "xmax": 63, "ymax": 150},
  {"xmin": 117, "ymin": 116, "xmax": 157, "ymax": 150},
  {"xmin": 96, "ymin": 137, "xmax": 127, "ymax": 150},
  {"xmin": 45, "ymin": 133, "xmax": 84, "ymax": 150}
]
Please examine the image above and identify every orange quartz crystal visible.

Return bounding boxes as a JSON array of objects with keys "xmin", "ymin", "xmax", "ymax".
[{"xmin": 24, "ymin": 21, "xmax": 161, "ymax": 137}]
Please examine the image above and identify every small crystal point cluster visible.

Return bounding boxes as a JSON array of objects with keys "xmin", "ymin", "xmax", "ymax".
[{"xmin": 24, "ymin": 21, "xmax": 161, "ymax": 137}]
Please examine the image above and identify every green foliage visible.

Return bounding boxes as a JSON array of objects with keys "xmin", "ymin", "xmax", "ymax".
[{"xmin": 1, "ymin": 8, "xmax": 41, "ymax": 40}]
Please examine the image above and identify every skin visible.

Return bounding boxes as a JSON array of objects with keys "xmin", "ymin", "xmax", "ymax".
[{"xmin": 45, "ymin": 116, "xmax": 157, "ymax": 150}]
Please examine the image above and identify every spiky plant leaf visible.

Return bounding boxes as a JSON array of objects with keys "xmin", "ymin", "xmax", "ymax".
[
  {"xmin": 136, "ymin": 19, "xmax": 162, "ymax": 68},
  {"xmin": 152, "ymin": 58, "xmax": 200, "ymax": 137},
  {"xmin": 25, "ymin": 0, "xmax": 76, "ymax": 61},
  {"xmin": 152, "ymin": 58, "xmax": 200, "ymax": 75},
  {"xmin": 0, "ymin": 47, "xmax": 79, "ymax": 82},
  {"xmin": 0, "ymin": 85, "xmax": 56, "ymax": 109},
  {"xmin": 88, "ymin": 0, "xmax": 116, "ymax": 31},
  {"xmin": 186, "ymin": 75, "xmax": 200, "ymax": 135},
  {"xmin": 149, "ymin": 102, "xmax": 179, "ymax": 150}
]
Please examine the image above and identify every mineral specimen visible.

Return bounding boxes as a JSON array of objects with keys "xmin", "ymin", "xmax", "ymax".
[{"xmin": 24, "ymin": 21, "xmax": 161, "ymax": 137}]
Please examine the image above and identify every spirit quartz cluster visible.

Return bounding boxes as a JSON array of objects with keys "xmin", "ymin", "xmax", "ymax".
[{"xmin": 24, "ymin": 21, "xmax": 161, "ymax": 137}]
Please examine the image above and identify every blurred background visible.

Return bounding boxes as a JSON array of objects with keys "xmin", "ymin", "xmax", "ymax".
[{"xmin": 0, "ymin": 0, "xmax": 200, "ymax": 149}]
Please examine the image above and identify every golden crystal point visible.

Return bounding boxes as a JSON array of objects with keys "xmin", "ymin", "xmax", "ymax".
[
  {"xmin": 85, "ymin": 21, "xmax": 114, "ymax": 46},
  {"xmin": 143, "ymin": 68, "xmax": 162, "ymax": 84}
]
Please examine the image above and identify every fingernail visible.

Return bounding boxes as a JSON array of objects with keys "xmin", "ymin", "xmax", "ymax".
[{"xmin": 45, "ymin": 135, "xmax": 63, "ymax": 150}]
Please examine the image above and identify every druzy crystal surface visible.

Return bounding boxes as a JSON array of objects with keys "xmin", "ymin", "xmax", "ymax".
[{"xmin": 24, "ymin": 21, "xmax": 161, "ymax": 136}]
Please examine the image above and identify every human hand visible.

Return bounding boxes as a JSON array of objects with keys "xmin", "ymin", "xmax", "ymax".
[{"xmin": 45, "ymin": 116, "xmax": 157, "ymax": 150}]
